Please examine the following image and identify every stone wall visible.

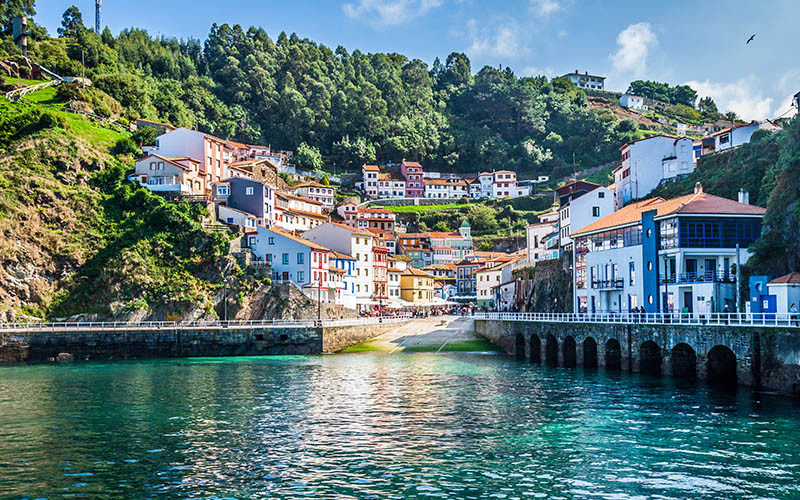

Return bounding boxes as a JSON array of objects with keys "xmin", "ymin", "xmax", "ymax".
[
  {"xmin": 476, "ymin": 319, "xmax": 800, "ymax": 396},
  {"xmin": 0, "ymin": 322, "xmax": 406, "ymax": 362}
]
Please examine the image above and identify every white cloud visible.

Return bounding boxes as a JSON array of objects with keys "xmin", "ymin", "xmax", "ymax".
[
  {"xmin": 342, "ymin": 0, "xmax": 443, "ymax": 26},
  {"xmin": 530, "ymin": 0, "xmax": 561, "ymax": 17},
  {"xmin": 523, "ymin": 65, "xmax": 556, "ymax": 77},
  {"xmin": 684, "ymin": 77, "xmax": 774, "ymax": 120},
  {"xmin": 610, "ymin": 22, "xmax": 657, "ymax": 75},
  {"xmin": 466, "ymin": 19, "xmax": 529, "ymax": 59}
]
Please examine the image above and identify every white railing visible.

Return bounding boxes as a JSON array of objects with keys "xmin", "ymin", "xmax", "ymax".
[
  {"xmin": 474, "ymin": 311, "xmax": 800, "ymax": 328},
  {"xmin": 0, "ymin": 315, "xmax": 412, "ymax": 333}
]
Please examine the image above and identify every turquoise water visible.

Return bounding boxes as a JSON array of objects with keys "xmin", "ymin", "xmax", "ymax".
[{"xmin": 1, "ymin": 353, "xmax": 800, "ymax": 499}]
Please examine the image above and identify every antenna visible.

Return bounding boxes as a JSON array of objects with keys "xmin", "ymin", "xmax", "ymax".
[{"xmin": 95, "ymin": 0, "xmax": 102, "ymax": 33}]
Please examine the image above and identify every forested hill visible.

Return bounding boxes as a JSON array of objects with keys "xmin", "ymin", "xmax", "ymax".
[{"xmin": 2, "ymin": 20, "xmax": 641, "ymax": 176}]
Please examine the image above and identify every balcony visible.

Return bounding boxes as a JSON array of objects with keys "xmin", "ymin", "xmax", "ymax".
[
  {"xmin": 591, "ymin": 279, "xmax": 624, "ymax": 290},
  {"xmin": 660, "ymin": 272, "xmax": 736, "ymax": 285}
]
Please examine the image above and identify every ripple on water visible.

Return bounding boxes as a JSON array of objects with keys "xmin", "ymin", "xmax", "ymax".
[{"xmin": 0, "ymin": 353, "xmax": 799, "ymax": 499}]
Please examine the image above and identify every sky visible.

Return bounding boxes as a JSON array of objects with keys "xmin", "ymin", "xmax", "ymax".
[{"xmin": 34, "ymin": 0, "xmax": 800, "ymax": 120}]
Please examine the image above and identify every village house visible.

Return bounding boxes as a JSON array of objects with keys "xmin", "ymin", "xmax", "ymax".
[
  {"xmin": 149, "ymin": 127, "xmax": 233, "ymax": 185},
  {"xmin": 619, "ymin": 94, "xmax": 647, "ymax": 110},
  {"xmin": 571, "ymin": 184, "xmax": 765, "ymax": 316},
  {"xmin": 130, "ymin": 154, "xmax": 206, "ymax": 196},
  {"xmin": 354, "ymin": 207, "xmax": 397, "ymax": 232},
  {"xmin": 400, "ymin": 160, "xmax": 425, "ymax": 198},
  {"xmin": 387, "ymin": 255, "xmax": 410, "ymax": 305},
  {"xmin": 330, "ymin": 251, "xmax": 357, "ymax": 310},
  {"xmin": 475, "ymin": 256, "xmax": 517, "ymax": 309},
  {"xmin": 248, "ymin": 225, "xmax": 333, "ymax": 303},
  {"xmin": 613, "ymin": 135, "xmax": 695, "ymax": 209},
  {"xmin": 526, "ymin": 221, "xmax": 558, "ymax": 264},
  {"xmin": 303, "ymin": 223, "xmax": 375, "ymax": 309},
  {"xmin": 288, "ymin": 182, "xmax": 336, "ymax": 210},
  {"xmin": 700, "ymin": 120, "xmax": 781, "ymax": 156},
  {"xmin": 556, "ymin": 181, "xmax": 615, "ymax": 252},
  {"xmin": 400, "ymin": 267, "xmax": 435, "ymax": 303},
  {"xmin": 423, "ymin": 178, "xmax": 469, "ymax": 199},
  {"xmin": 227, "ymin": 158, "xmax": 281, "ymax": 186},
  {"xmin": 362, "ymin": 164, "xmax": 380, "ymax": 198},
  {"xmin": 274, "ymin": 192, "xmax": 328, "ymax": 232},
  {"xmin": 377, "ymin": 169, "xmax": 407, "ymax": 198},
  {"xmin": 213, "ymin": 177, "xmax": 276, "ymax": 227}
]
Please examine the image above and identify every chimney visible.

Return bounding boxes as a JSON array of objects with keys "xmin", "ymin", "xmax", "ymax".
[
  {"xmin": 694, "ymin": 182, "xmax": 703, "ymax": 195},
  {"xmin": 738, "ymin": 188, "xmax": 750, "ymax": 205}
]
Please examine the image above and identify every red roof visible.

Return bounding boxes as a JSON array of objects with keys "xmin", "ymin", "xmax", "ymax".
[
  {"xmin": 768, "ymin": 273, "xmax": 800, "ymax": 285},
  {"xmin": 363, "ymin": 164, "xmax": 380, "ymax": 172}
]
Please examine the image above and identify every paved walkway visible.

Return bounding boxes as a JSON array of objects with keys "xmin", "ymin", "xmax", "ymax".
[{"xmin": 346, "ymin": 316, "xmax": 494, "ymax": 353}]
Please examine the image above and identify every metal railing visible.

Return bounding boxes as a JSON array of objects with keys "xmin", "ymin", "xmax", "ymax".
[
  {"xmin": 474, "ymin": 311, "xmax": 800, "ymax": 328},
  {"xmin": 0, "ymin": 315, "xmax": 412, "ymax": 334},
  {"xmin": 591, "ymin": 279, "xmax": 625, "ymax": 290},
  {"xmin": 660, "ymin": 271, "xmax": 736, "ymax": 284}
]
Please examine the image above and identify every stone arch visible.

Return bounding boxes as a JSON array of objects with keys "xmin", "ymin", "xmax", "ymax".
[
  {"xmin": 529, "ymin": 334, "xmax": 541, "ymax": 363},
  {"xmin": 707, "ymin": 345, "xmax": 737, "ymax": 386},
  {"xmin": 545, "ymin": 334, "xmax": 558, "ymax": 366},
  {"xmin": 583, "ymin": 337, "xmax": 598, "ymax": 369},
  {"xmin": 515, "ymin": 333, "xmax": 525, "ymax": 361},
  {"xmin": 639, "ymin": 340, "xmax": 662, "ymax": 376},
  {"xmin": 671, "ymin": 343, "xmax": 697, "ymax": 379},
  {"xmin": 605, "ymin": 338, "xmax": 622, "ymax": 371},
  {"xmin": 562, "ymin": 336, "xmax": 577, "ymax": 368}
]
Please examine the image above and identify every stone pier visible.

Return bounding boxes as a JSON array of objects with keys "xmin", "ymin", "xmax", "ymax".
[
  {"xmin": 0, "ymin": 322, "xmax": 402, "ymax": 362},
  {"xmin": 476, "ymin": 319, "xmax": 800, "ymax": 396}
]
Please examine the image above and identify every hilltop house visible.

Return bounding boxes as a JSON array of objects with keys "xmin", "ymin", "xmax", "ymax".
[
  {"xmin": 619, "ymin": 94, "xmax": 647, "ymax": 110},
  {"xmin": 362, "ymin": 164, "xmax": 380, "ymax": 198},
  {"xmin": 700, "ymin": 120, "xmax": 781, "ymax": 156},
  {"xmin": 401, "ymin": 160, "xmax": 425, "ymax": 198},
  {"xmin": 149, "ymin": 127, "xmax": 233, "ymax": 185},
  {"xmin": 560, "ymin": 70, "xmax": 606, "ymax": 91}
]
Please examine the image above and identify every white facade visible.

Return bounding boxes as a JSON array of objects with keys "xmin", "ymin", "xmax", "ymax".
[
  {"xmin": 526, "ymin": 222, "xmax": 557, "ymax": 264},
  {"xmin": 619, "ymin": 94, "xmax": 648, "ymax": 110},
  {"xmin": 303, "ymin": 223, "xmax": 374, "ymax": 307},
  {"xmin": 290, "ymin": 183, "xmax": 335, "ymax": 210},
  {"xmin": 562, "ymin": 71, "xmax": 605, "ymax": 91},
  {"xmin": 218, "ymin": 205, "xmax": 257, "ymax": 229},
  {"xmin": 707, "ymin": 120, "xmax": 781, "ymax": 155},
  {"xmin": 362, "ymin": 165, "xmax": 379, "ymax": 198},
  {"xmin": 559, "ymin": 186, "xmax": 614, "ymax": 250},
  {"xmin": 767, "ymin": 282, "xmax": 800, "ymax": 315},
  {"xmin": 614, "ymin": 136, "xmax": 695, "ymax": 209}
]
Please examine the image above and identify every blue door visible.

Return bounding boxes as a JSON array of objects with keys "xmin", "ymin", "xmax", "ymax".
[{"xmin": 761, "ymin": 295, "xmax": 777, "ymax": 320}]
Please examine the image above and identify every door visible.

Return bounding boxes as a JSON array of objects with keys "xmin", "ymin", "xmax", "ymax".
[
  {"xmin": 685, "ymin": 259, "xmax": 697, "ymax": 281},
  {"xmin": 591, "ymin": 296, "xmax": 596, "ymax": 314},
  {"xmin": 683, "ymin": 291, "xmax": 693, "ymax": 314},
  {"xmin": 705, "ymin": 259, "xmax": 716, "ymax": 281},
  {"xmin": 723, "ymin": 257, "xmax": 730, "ymax": 280},
  {"xmin": 762, "ymin": 295, "xmax": 777, "ymax": 320}
]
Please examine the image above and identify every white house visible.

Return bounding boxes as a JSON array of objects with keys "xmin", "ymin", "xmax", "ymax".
[
  {"xmin": 150, "ymin": 127, "xmax": 232, "ymax": 185},
  {"xmin": 377, "ymin": 170, "xmax": 407, "ymax": 199},
  {"xmin": 560, "ymin": 70, "xmax": 605, "ymax": 91},
  {"xmin": 614, "ymin": 135, "xmax": 695, "ymax": 209},
  {"xmin": 619, "ymin": 94, "xmax": 647, "ymax": 110},
  {"xmin": 248, "ymin": 225, "xmax": 333, "ymax": 302},
  {"xmin": 131, "ymin": 154, "xmax": 205, "ymax": 195},
  {"xmin": 526, "ymin": 221, "xmax": 557, "ymax": 264},
  {"xmin": 767, "ymin": 273, "xmax": 800, "ymax": 315},
  {"xmin": 288, "ymin": 182, "xmax": 336, "ymax": 210},
  {"xmin": 330, "ymin": 251, "xmax": 358, "ymax": 310},
  {"xmin": 557, "ymin": 184, "xmax": 614, "ymax": 251},
  {"xmin": 700, "ymin": 120, "xmax": 782, "ymax": 156},
  {"xmin": 274, "ymin": 192, "xmax": 328, "ymax": 232},
  {"xmin": 491, "ymin": 170, "xmax": 517, "ymax": 198},
  {"xmin": 218, "ymin": 204, "xmax": 257, "ymax": 230},
  {"xmin": 303, "ymin": 222, "xmax": 375, "ymax": 309},
  {"xmin": 572, "ymin": 185, "xmax": 765, "ymax": 316},
  {"xmin": 362, "ymin": 164, "xmax": 380, "ymax": 198}
]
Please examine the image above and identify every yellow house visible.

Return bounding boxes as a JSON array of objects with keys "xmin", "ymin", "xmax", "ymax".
[
  {"xmin": 400, "ymin": 268, "xmax": 435, "ymax": 303},
  {"xmin": 131, "ymin": 154, "xmax": 206, "ymax": 195}
]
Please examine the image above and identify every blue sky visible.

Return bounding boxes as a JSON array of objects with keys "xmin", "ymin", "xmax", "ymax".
[{"xmin": 35, "ymin": 0, "xmax": 799, "ymax": 120}]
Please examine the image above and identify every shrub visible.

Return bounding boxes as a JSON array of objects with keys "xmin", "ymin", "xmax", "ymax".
[
  {"xmin": 112, "ymin": 136, "xmax": 140, "ymax": 156},
  {"xmin": 38, "ymin": 111, "xmax": 67, "ymax": 130}
]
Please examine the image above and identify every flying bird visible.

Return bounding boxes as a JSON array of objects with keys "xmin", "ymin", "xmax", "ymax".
[{"xmin": 746, "ymin": 34, "xmax": 755, "ymax": 44}]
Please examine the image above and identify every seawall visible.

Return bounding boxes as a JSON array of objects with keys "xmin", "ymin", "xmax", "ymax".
[
  {"xmin": 0, "ymin": 322, "xmax": 403, "ymax": 362},
  {"xmin": 475, "ymin": 319, "xmax": 800, "ymax": 396}
]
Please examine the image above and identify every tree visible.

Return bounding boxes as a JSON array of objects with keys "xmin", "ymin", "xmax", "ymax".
[
  {"xmin": 0, "ymin": 0, "xmax": 35, "ymax": 36},
  {"xmin": 723, "ymin": 111, "xmax": 740, "ymax": 122},
  {"xmin": 57, "ymin": 5, "xmax": 83, "ymax": 38},
  {"xmin": 131, "ymin": 126, "xmax": 158, "ymax": 146},
  {"xmin": 320, "ymin": 173, "xmax": 330, "ymax": 186},
  {"xmin": 698, "ymin": 96, "xmax": 719, "ymax": 117},
  {"xmin": 295, "ymin": 142, "xmax": 322, "ymax": 171},
  {"xmin": 432, "ymin": 221, "xmax": 451, "ymax": 232}
]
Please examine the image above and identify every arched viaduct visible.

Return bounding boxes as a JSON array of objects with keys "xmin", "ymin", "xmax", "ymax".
[{"xmin": 476, "ymin": 319, "xmax": 800, "ymax": 395}]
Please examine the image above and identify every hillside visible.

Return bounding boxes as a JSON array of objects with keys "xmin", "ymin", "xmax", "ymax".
[
  {"xmin": 1, "ymin": 22, "xmax": 645, "ymax": 178},
  {"xmin": 0, "ymin": 97, "xmax": 239, "ymax": 321},
  {"xmin": 650, "ymin": 119, "xmax": 800, "ymax": 278}
]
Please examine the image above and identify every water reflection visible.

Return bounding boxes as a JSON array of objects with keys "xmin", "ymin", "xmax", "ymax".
[{"xmin": 0, "ymin": 353, "xmax": 799, "ymax": 499}]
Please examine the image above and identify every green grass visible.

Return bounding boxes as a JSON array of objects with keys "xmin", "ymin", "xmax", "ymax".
[
  {"xmin": 22, "ymin": 86, "xmax": 63, "ymax": 107},
  {"xmin": 581, "ymin": 166, "xmax": 615, "ymax": 186},
  {"xmin": 340, "ymin": 340, "xmax": 384, "ymax": 353},
  {"xmin": 4, "ymin": 76, "xmax": 48, "ymax": 87},
  {"xmin": 382, "ymin": 202, "xmax": 471, "ymax": 213},
  {"xmin": 63, "ymin": 112, "xmax": 125, "ymax": 148}
]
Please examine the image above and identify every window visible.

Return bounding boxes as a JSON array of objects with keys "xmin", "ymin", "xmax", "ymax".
[
  {"xmin": 629, "ymin": 262, "xmax": 635, "ymax": 285},
  {"xmin": 282, "ymin": 253, "xmax": 289, "ymax": 265},
  {"xmin": 268, "ymin": 237, "xmax": 275, "ymax": 245},
  {"xmin": 592, "ymin": 206, "xmax": 600, "ymax": 217},
  {"xmin": 246, "ymin": 186, "xmax": 254, "ymax": 195},
  {"xmin": 298, "ymin": 271, "xmax": 304, "ymax": 282},
  {"xmin": 598, "ymin": 192, "xmax": 605, "ymax": 198},
  {"xmin": 298, "ymin": 253, "xmax": 304, "ymax": 264}
]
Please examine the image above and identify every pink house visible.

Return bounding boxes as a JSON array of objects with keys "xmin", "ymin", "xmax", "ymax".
[{"xmin": 401, "ymin": 160, "xmax": 424, "ymax": 198}]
